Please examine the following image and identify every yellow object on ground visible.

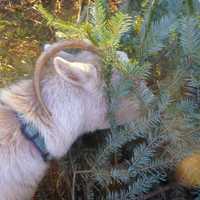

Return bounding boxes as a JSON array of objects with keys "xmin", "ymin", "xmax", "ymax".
[{"xmin": 176, "ymin": 154, "xmax": 200, "ymax": 187}]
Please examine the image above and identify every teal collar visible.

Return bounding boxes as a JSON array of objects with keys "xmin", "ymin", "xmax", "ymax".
[{"xmin": 17, "ymin": 114, "xmax": 53, "ymax": 162}]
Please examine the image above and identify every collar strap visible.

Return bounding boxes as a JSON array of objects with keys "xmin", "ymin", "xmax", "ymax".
[{"xmin": 17, "ymin": 114, "xmax": 53, "ymax": 162}]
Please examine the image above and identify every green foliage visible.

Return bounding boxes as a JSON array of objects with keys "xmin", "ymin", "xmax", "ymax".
[
  {"xmin": 36, "ymin": 4, "xmax": 89, "ymax": 39},
  {"xmin": 180, "ymin": 17, "xmax": 200, "ymax": 64},
  {"xmin": 36, "ymin": 1, "xmax": 132, "ymax": 49}
]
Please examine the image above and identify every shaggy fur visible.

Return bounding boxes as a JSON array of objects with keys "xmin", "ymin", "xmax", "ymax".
[{"xmin": 0, "ymin": 48, "xmax": 140, "ymax": 200}]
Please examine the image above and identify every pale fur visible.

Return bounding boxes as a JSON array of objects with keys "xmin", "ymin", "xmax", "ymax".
[{"xmin": 0, "ymin": 47, "xmax": 140, "ymax": 200}]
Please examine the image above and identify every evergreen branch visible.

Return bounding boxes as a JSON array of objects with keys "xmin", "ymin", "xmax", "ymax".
[
  {"xmin": 128, "ymin": 135, "xmax": 168, "ymax": 177},
  {"xmin": 127, "ymin": 173, "xmax": 166, "ymax": 199},
  {"xmin": 107, "ymin": 12, "xmax": 132, "ymax": 47},
  {"xmin": 180, "ymin": 17, "xmax": 200, "ymax": 64},
  {"xmin": 141, "ymin": 0, "xmax": 160, "ymax": 47},
  {"xmin": 93, "ymin": 168, "xmax": 129, "ymax": 186},
  {"xmin": 94, "ymin": 0, "xmax": 107, "ymax": 27},
  {"xmin": 35, "ymin": 4, "xmax": 88, "ymax": 39},
  {"xmin": 123, "ymin": 61, "xmax": 151, "ymax": 79},
  {"xmin": 186, "ymin": 0, "xmax": 194, "ymax": 15}
]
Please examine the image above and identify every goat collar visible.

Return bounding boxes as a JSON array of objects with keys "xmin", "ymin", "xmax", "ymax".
[{"xmin": 17, "ymin": 114, "xmax": 53, "ymax": 162}]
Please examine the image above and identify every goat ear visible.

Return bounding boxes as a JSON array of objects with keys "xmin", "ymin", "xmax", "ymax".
[{"xmin": 53, "ymin": 57, "xmax": 95, "ymax": 87}]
